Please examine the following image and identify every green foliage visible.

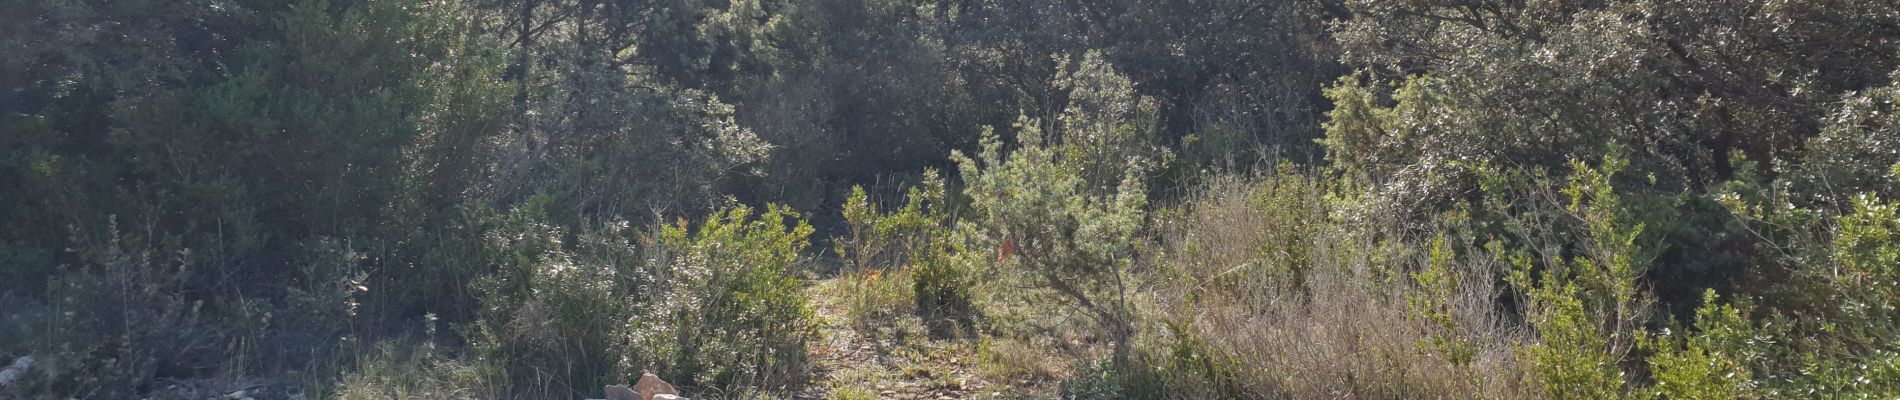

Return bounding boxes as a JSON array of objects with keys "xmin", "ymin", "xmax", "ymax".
[
  {"xmin": 1827, "ymin": 195, "xmax": 1900, "ymax": 340},
  {"xmin": 1645, "ymin": 290, "xmax": 1762, "ymax": 400},
  {"xmin": 1786, "ymin": 72, "xmax": 1900, "ymax": 207},
  {"xmin": 8, "ymin": 229, "xmax": 219, "ymax": 399},
  {"xmin": 1707, "ymin": 165, "xmax": 1900, "ymax": 397},
  {"xmin": 835, "ymin": 172, "xmax": 952, "ymax": 272},
  {"xmin": 633, "ymin": 205, "xmax": 817, "ymax": 391},
  {"xmin": 1061, "ymin": 325, "xmax": 1247, "ymax": 399},
  {"xmin": 1250, "ymin": 163, "xmax": 1332, "ymax": 291},
  {"xmin": 1503, "ymin": 156, "xmax": 1652, "ymax": 399},
  {"xmin": 468, "ymin": 209, "xmax": 627, "ymax": 398},
  {"xmin": 1516, "ymin": 269, "xmax": 1631, "ymax": 400},
  {"xmin": 911, "ymin": 237, "xmax": 977, "ymax": 338},
  {"xmin": 470, "ymin": 204, "xmax": 815, "ymax": 397},
  {"xmin": 11, "ymin": 0, "xmax": 1900, "ymax": 398},
  {"xmin": 332, "ymin": 339, "xmax": 496, "ymax": 400},
  {"xmin": 2, "ymin": 222, "xmax": 362, "ymax": 399},
  {"xmin": 1060, "ymin": 356, "xmax": 1167, "ymax": 400},
  {"xmin": 1408, "ymin": 235, "xmax": 1479, "ymax": 369},
  {"xmin": 955, "ymin": 118, "xmax": 1155, "ymax": 365},
  {"xmin": 832, "ymin": 266, "xmax": 916, "ymax": 333},
  {"xmin": 833, "ymin": 171, "xmax": 973, "ymax": 336},
  {"xmin": 1092, "ymin": 0, "xmax": 1339, "ymax": 148}
]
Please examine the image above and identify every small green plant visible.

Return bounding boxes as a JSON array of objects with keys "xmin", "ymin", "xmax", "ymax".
[
  {"xmin": 834, "ymin": 266, "xmax": 915, "ymax": 331},
  {"xmin": 1060, "ymin": 356, "xmax": 1166, "ymax": 400},
  {"xmin": 835, "ymin": 171, "xmax": 952, "ymax": 273},
  {"xmin": 1408, "ymin": 234, "xmax": 1480, "ymax": 369},
  {"xmin": 1643, "ymin": 290, "xmax": 1762, "ymax": 400},
  {"xmin": 17, "ymin": 230, "xmax": 212, "ymax": 399}
]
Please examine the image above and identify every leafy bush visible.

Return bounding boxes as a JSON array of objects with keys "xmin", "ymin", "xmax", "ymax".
[
  {"xmin": 833, "ymin": 171, "xmax": 973, "ymax": 336},
  {"xmin": 832, "ymin": 266, "xmax": 915, "ymax": 332},
  {"xmin": 4, "ymin": 228, "xmax": 221, "ymax": 399},
  {"xmin": 332, "ymin": 338, "xmax": 496, "ymax": 400},
  {"xmin": 835, "ymin": 172, "xmax": 950, "ymax": 273},
  {"xmin": 1703, "ymin": 156, "xmax": 1900, "ymax": 397},
  {"xmin": 1501, "ymin": 156, "xmax": 1654, "ymax": 399},
  {"xmin": 470, "ymin": 204, "xmax": 815, "ymax": 397},
  {"xmin": 911, "ymin": 236, "xmax": 976, "ymax": 338},
  {"xmin": 1644, "ymin": 290, "xmax": 1764, "ymax": 400},
  {"xmin": 0, "ymin": 222, "xmax": 362, "ymax": 399},
  {"xmin": 1060, "ymin": 356, "xmax": 1166, "ymax": 400},
  {"xmin": 955, "ymin": 118, "xmax": 1155, "ymax": 366},
  {"xmin": 632, "ymin": 205, "xmax": 817, "ymax": 392},
  {"xmin": 469, "ymin": 216, "xmax": 632, "ymax": 398}
]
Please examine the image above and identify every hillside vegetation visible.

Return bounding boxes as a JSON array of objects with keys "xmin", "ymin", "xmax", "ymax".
[{"xmin": 3, "ymin": 0, "xmax": 1899, "ymax": 398}]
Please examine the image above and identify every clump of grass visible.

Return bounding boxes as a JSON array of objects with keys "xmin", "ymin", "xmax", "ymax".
[
  {"xmin": 331, "ymin": 339, "xmax": 496, "ymax": 400},
  {"xmin": 833, "ymin": 267, "xmax": 916, "ymax": 332},
  {"xmin": 1141, "ymin": 171, "xmax": 1535, "ymax": 399},
  {"xmin": 827, "ymin": 386, "xmax": 879, "ymax": 400},
  {"xmin": 832, "ymin": 173, "xmax": 970, "ymax": 337},
  {"xmin": 974, "ymin": 337, "xmax": 1067, "ymax": 384}
]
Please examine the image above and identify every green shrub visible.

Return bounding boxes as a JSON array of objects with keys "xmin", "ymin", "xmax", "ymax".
[
  {"xmin": 1703, "ymin": 164, "xmax": 1900, "ymax": 397},
  {"xmin": 631, "ymin": 205, "xmax": 817, "ymax": 392},
  {"xmin": 1408, "ymin": 235, "xmax": 1481, "ymax": 370},
  {"xmin": 835, "ymin": 172, "xmax": 950, "ymax": 272},
  {"xmin": 1142, "ymin": 321, "xmax": 1244, "ymax": 399},
  {"xmin": 1644, "ymin": 290, "xmax": 1763, "ymax": 400},
  {"xmin": 469, "ymin": 204, "xmax": 816, "ymax": 397},
  {"xmin": 911, "ymin": 237, "xmax": 975, "ymax": 338},
  {"xmin": 1779, "ymin": 194, "xmax": 1900, "ymax": 397},
  {"xmin": 467, "ymin": 208, "xmax": 623, "ymax": 399},
  {"xmin": 833, "ymin": 266, "xmax": 915, "ymax": 332},
  {"xmin": 1060, "ymin": 356, "xmax": 1166, "ymax": 400},
  {"xmin": 1501, "ymin": 156, "xmax": 1653, "ymax": 399},
  {"xmin": 0, "ymin": 221, "xmax": 364, "ymax": 400},
  {"xmin": 7, "ymin": 230, "xmax": 218, "ymax": 399},
  {"xmin": 332, "ymin": 338, "xmax": 496, "ymax": 400},
  {"xmin": 832, "ymin": 171, "xmax": 971, "ymax": 336},
  {"xmin": 955, "ymin": 118, "xmax": 1155, "ymax": 367}
]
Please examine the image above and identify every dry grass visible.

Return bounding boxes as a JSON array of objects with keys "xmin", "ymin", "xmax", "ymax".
[
  {"xmin": 1143, "ymin": 173, "xmax": 1537, "ymax": 399},
  {"xmin": 831, "ymin": 267, "xmax": 918, "ymax": 332},
  {"xmin": 330, "ymin": 340, "xmax": 498, "ymax": 400}
]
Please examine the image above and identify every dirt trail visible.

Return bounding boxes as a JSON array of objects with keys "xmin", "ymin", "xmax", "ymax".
[{"xmin": 797, "ymin": 281, "xmax": 998, "ymax": 400}]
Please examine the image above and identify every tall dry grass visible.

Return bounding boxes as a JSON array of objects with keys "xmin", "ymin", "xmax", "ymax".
[{"xmin": 1143, "ymin": 172, "xmax": 1536, "ymax": 399}]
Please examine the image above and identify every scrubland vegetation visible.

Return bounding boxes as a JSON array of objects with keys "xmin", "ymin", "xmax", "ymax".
[{"xmin": 5, "ymin": 0, "xmax": 1900, "ymax": 399}]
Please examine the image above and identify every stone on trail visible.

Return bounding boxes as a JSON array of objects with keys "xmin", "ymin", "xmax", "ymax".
[
  {"xmin": 604, "ymin": 384, "xmax": 640, "ymax": 400},
  {"xmin": 634, "ymin": 372, "xmax": 681, "ymax": 399}
]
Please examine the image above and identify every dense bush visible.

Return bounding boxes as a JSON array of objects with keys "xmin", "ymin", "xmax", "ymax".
[
  {"xmin": 631, "ymin": 205, "xmax": 816, "ymax": 392},
  {"xmin": 467, "ymin": 212, "xmax": 629, "ymax": 398},
  {"xmin": 9, "ymin": 0, "xmax": 1900, "ymax": 398},
  {"xmin": 956, "ymin": 119, "xmax": 1154, "ymax": 367},
  {"xmin": 466, "ymin": 204, "xmax": 814, "ymax": 397},
  {"xmin": 0, "ymin": 223, "xmax": 362, "ymax": 399}
]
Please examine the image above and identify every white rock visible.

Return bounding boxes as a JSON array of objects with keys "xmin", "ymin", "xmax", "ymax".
[
  {"xmin": 603, "ymin": 385, "xmax": 639, "ymax": 400},
  {"xmin": 0, "ymin": 356, "xmax": 29, "ymax": 387}
]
